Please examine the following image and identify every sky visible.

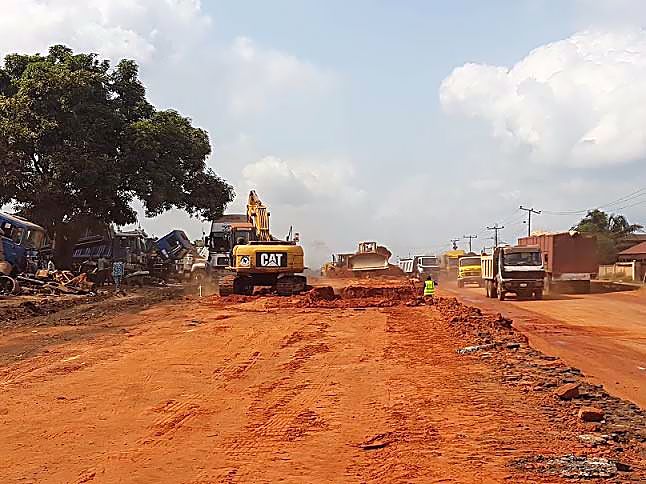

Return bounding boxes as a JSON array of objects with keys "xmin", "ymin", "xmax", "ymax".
[{"xmin": 2, "ymin": 0, "xmax": 646, "ymax": 267}]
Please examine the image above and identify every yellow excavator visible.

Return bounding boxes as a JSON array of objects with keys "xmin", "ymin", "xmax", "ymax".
[{"xmin": 218, "ymin": 191, "xmax": 307, "ymax": 296}]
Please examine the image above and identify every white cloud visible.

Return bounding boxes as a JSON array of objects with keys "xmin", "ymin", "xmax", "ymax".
[
  {"xmin": 0, "ymin": 0, "xmax": 210, "ymax": 63},
  {"xmin": 222, "ymin": 36, "xmax": 337, "ymax": 116},
  {"xmin": 440, "ymin": 29, "xmax": 646, "ymax": 167},
  {"xmin": 241, "ymin": 155, "xmax": 364, "ymax": 206}
]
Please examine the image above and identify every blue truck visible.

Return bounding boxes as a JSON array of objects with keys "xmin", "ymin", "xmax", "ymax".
[{"xmin": 0, "ymin": 212, "xmax": 47, "ymax": 275}]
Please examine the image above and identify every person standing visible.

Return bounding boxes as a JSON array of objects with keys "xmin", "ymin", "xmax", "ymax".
[
  {"xmin": 112, "ymin": 259, "xmax": 125, "ymax": 292},
  {"xmin": 97, "ymin": 256, "xmax": 107, "ymax": 286},
  {"xmin": 423, "ymin": 275, "xmax": 435, "ymax": 298}
]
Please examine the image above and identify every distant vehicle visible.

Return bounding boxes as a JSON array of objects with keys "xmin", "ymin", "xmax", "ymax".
[
  {"xmin": 74, "ymin": 228, "xmax": 150, "ymax": 272},
  {"xmin": 518, "ymin": 232, "xmax": 597, "ymax": 294},
  {"xmin": 399, "ymin": 255, "xmax": 441, "ymax": 281},
  {"xmin": 73, "ymin": 228, "xmax": 192, "ymax": 280},
  {"xmin": 348, "ymin": 242, "xmax": 391, "ymax": 273},
  {"xmin": 0, "ymin": 212, "xmax": 47, "ymax": 274},
  {"xmin": 457, "ymin": 254, "xmax": 482, "ymax": 288},
  {"xmin": 155, "ymin": 230, "xmax": 192, "ymax": 262},
  {"xmin": 441, "ymin": 250, "xmax": 465, "ymax": 279},
  {"xmin": 481, "ymin": 245, "xmax": 544, "ymax": 300},
  {"xmin": 321, "ymin": 253, "xmax": 353, "ymax": 277}
]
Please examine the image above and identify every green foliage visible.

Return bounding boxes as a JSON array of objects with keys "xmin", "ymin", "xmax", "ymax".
[
  {"xmin": 0, "ymin": 45, "xmax": 233, "ymax": 265},
  {"xmin": 572, "ymin": 209, "xmax": 643, "ymax": 264}
]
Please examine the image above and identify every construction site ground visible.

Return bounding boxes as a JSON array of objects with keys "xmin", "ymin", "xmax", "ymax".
[
  {"xmin": 1, "ymin": 278, "xmax": 645, "ymax": 483},
  {"xmin": 442, "ymin": 281, "xmax": 646, "ymax": 409}
]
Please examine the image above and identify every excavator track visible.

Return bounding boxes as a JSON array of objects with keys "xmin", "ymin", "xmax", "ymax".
[
  {"xmin": 276, "ymin": 275, "xmax": 307, "ymax": 296},
  {"xmin": 218, "ymin": 274, "xmax": 235, "ymax": 296},
  {"xmin": 218, "ymin": 274, "xmax": 254, "ymax": 296}
]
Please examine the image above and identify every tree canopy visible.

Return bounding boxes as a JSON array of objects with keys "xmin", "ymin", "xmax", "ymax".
[
  {"xmin": 572, "ymin": 209, "xmax": 643, "ymax": 264},
  {"xmin": 0, "ymin": 45, "xmax": 233, "ymax": 264}
]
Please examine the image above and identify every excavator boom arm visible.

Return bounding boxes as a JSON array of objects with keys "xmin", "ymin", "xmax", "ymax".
[{"xmin": 247, "ymin": 190, "xmax": 272, "ymax": 242}]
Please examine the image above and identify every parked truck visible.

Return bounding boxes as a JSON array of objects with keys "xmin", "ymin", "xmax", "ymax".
[
  {"xmin": 0, "ymin": 212, "xmax": 47, "ymax": 274},
  {"xmin": 518, "ymin": 232, "xmax": 597, "ymax": 294},
  {"xmin": 481, "ymin": 245, "xmax": 544, "ymax": 300},
  {"xmin": 399, "ymin": 255, "xmax": 441, "ymax": 281},
  {"xmin": 457, "ymin": 254, "xmax": 482, "ymax": 288}
]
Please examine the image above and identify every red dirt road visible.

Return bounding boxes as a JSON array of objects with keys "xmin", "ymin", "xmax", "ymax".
[
  {"xmin": 0, "ymin": 288, "xmax": 644, "ymax": 482},
  {"xmin": 441, "ymin": 283, "xmax": 646, "ymax": 408}
]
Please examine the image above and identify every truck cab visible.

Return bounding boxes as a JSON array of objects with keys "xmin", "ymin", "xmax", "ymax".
[
  {"xmin": 457, "ymin": 255, "xmax": 482, "ymax": 288},
  {"xmin": 207, "ymin": 220, "xmax": 254, "ymax": 272},
  {"xmin": 0, "ymin": 212, "xmax": 47, "ymax": 274},
  {"xmin": 482, "ymin": 245, "xmax": 544, "ymax": 300}
]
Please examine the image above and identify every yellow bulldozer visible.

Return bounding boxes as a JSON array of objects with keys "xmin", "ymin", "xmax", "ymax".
[{"xmin": 218, "ymin": 191, "xmax": 307, "ymax": 296}]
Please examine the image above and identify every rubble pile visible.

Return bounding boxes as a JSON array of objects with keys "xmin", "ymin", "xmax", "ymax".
[
  {"xmin": 10, "ymin": 270, "xmax": 96, "ymax": 296},
  {"xmin": 438, "ymin": 296, "xmax": 646, "ymax": 478}
]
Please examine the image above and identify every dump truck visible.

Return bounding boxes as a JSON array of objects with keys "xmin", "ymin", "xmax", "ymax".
[
  {"xmin": 217, "ymin": 191, "xmax": 306, "ymax": 296},
  {"xmin": 481, "ymin": 245, "xmax": 544, "ymax": 300},
  {"xmin": 457, "ymin": 254, "xmax": 482, "ymax": 288},
  {"xmin": 441, "ymin": 250, "xmax": 465, "ymax": 279},
  {"xmin": 518, "ymin": 232, "xmax": 597, "ymax": 294},
  {"xmin": 399, "ymin": 255, "xmax": 441, "ymax": 281}
]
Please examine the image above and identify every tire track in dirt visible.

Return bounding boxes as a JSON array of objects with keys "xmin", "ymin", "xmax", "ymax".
[{"xmin": 211, "ymin": 317, "xmax": 336, "ymax": 482}]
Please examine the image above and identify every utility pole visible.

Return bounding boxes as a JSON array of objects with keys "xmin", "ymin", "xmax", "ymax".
[
  {"xmin": 463, "ymin": 234, "xmax": 477, "ymax": 253},
  {"xmin": 486, "ymin": 224, "xmax": 504, "ymax": 247},
  {"xmin": 450, "ymin": 239, "xmax": 460, "ymax": 250},
  {"xmin": 519, "ymin": 206, "xmax": 541, "ymax": 237}
]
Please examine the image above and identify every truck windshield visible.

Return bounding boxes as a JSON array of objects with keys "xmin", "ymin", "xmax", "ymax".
[
  {"xmin": 504, "ymin": 251, "xmax": 542, "ymax": 266},
  {"xmin": 459, "ymin": 257, "xmax": 481, "ymax": 267},
  {"xmin": 419, "ymin": 257, "xmax": 438, "ymax": 266}
]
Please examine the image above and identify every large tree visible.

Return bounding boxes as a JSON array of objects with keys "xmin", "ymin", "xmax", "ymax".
[
  {"xmin": 572, "ymin": 209, "xmax": 643, "ymax": 264},
  {"xmin": 0, "ymin": 45, "xmax": 233, "ymax": 266}
]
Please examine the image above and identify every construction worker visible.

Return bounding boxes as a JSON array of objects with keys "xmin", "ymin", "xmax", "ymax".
[{"xmin": 423, "ymin": 275, "xmax": 436, "ymax": 298}]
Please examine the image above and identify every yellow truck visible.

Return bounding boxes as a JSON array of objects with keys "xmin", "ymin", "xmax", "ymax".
[
  {"xmin": 441, "ymin": 249, "xmax": 465, "ymax": 279},
  {"xmin": 457, "ymin": 254, "xmax": 483, "ymax": 288}
]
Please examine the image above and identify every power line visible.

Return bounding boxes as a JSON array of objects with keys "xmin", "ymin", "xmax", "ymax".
[
  {"xmin": 463, "ymin": 234, "xmax": 477, "ymax": 253},
  {"xmin": 542, "ymin": 186, "xmax": 646, "ymax": 216},
  {"xmin": 486, "ymin": 224, "xmax": 504, "ymax": 247},
  {"xmin": 450, "ymin": 238, "xmax": 460, "ymax": 250},
  {"xmin": 519, "ymin": 206, "xmax": 541, "ymax": 237}
]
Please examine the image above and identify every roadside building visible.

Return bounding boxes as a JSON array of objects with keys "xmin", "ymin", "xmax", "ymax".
[{"xmin": 607, "ymin": 242, "xmax": 646, "ymax": 283}]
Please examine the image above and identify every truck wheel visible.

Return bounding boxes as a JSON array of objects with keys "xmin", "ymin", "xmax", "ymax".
[{"xmin": 534, "ymin": 290, "xmax": 543, "ymax": 300}]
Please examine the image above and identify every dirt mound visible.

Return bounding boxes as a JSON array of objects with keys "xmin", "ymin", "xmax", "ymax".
[
  {"xmin": 292, "ymin": 283, "xmax": 423, "ymax": 308},
  {"xmin": 434, "ymin": 297, "xmax": 517, "ymax": 342},
  {"xmin": 341, "ymin": 285, "xmax": 415, "ymax": 300}
]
